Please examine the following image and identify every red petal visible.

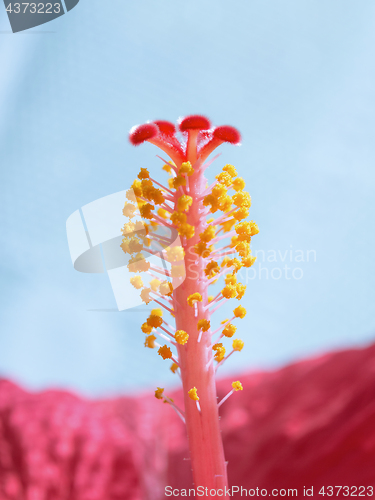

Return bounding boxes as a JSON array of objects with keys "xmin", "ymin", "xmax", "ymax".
[
  {"xmin": 154, "ymin": 121, "xmax": 176, "ymax": 135},
  {"xmin": 129, "ymin": 123, "xmax": 159, "ymax": 146},
  {"xmin": 179, "ymin": 115, "xmax": 211, "ymax": 131},
  {"xmin": 213, "ymin": 126, "xmax": 241, "ymax": 144}
]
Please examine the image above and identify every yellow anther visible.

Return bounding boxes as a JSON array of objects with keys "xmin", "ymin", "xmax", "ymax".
[
  {"xmin": 232, "ymin": 177, "xmax": 245, "ymax": 192},
  {"xmin": 200, "ymin": 226, "xmax": 216, "ymax": 243},
  {"xmin": 141, "ymin": 322, "xmax": 153, "ymax": 334},
  {"xmin": 128, "ymin": 254, "xmax": 150, "ymax": 273},
  {"xmin": 151, "ymin": 308, "xmax": 163, "ymax": 317},
  {"xmin": 222, "ymin": 285, "xmax": 237, "ymax": 299},
  {"xmin": 236, "ymin": 283, "xmax": 246, "ymax": 300},
  {"xmin": 158, "ymin": 345, "xmax": 172, "ymax": 359},
  {"xmin": 171, "ymin": 265, "xmax": 185, "ymax": 278},
  {"xmin": 205, "ymin": 261, "xmax": 220, "ymax": 278},
  {"xmin": 215, "ymin": 172, "xmax": 232, "ymax": 187},
  {"xmin": 177, "ymin": 195, "xmax": 193, "ymax": 212},
  {"xmin": 150, "ymin": 278, "xmax": 161, "ymax": 292},
  {"xmin": 187, "ymin": 293, "xmax": 202, "ymax": 307},
  {"xmin": 147, "ymin": 315, "xmax": 163, "ymax": 328},
  {"xmin": 208, "ymin": 295, "xmax": 214, "ymax": 303},
  {"xmin": 168, "ymin": 177, "xmax": 174, "ymax": 189},
  {"xmin": 242, "ymin": 255, "xmax": 257, "ymax": 268},
  {"xmin": 139, "ymin": 203, "xmax": 154, "ymax": 219},
  {"xmin": 122, "ymin": 222, "xmax": 135, "ymax": 236},
  {"xmin": 138, "ymin": 168, "xmax": 150, "ymax": 179},
  {"xmin": 157, "ymin": 208, "xmax": 169, "ymax": 219},
  {"xmin": 121, "ymin": 236, "xmax": 143, "ymax": 255},
  {"xmin": 232, "ymin": 380, "xmax": 243, "ymax": 391},
  {"xmin": 130, "ymin": 276, "xmax": 143, "ymax": 289},
  {"xmin": 178, "ymin": 223, "xmax": 195, "ymax": 239},
  {"xmin": 222, "ymin": 323, "xmax": 237, "ymax": 338},
  {"xmin": 232, "ymin": 339, "xmax": 244, "ymax": 351},
  {"xmin": 213, "ymin": 343, "xmax": 226, "ymax": 362},
  {"xmin": 233, "ymin": 191, "xmax": 251, "ymax": 209},
  {"xmin": 224, "ymin": 273, "xmax": 237, "ymax": 286},
  {"xmin": 134, "ymin": 220, "xmax": 147, "ymax": 233},
  {"xmin": 235, "ymin": 221, "xmax": 259, "ymax": 239},
  {"xmin": 150, "ymin": 189, "xmax": 165, "ymax": 205},
  {"xmin": 179, "ymin": 161, "xmax": 194, "ymax": 176},
  {"xmin": 236, "ymin": 241, "xmax": 250, "ymax": 258},
  {"xmin": 211, "ymin": 183, "xmax": 227, "ymax": 199},
  {"xmin": 126, "ymin": 188, "xmax": 137, "ymax": 202},
  {"xmin": 221, "ymin": 219, "xmax": 236, "ymax": 233},
  {"xmin": 222, "ymin": 164, "xmax": 238, "ymax": 178},
  {"xmin": 170, "ymin": 211, "xmax": 187, "ymax": 226},
  {"xmin": 221, "ymin": 318, "xmax": 229, "ymax": 325},
  {"xmin": 166, "ymin": 246, "xmax": 185, "ymax": 262},
  {"xmin": 193, "ymin": 241, "xmax": 210, "ymax": 257},
  {"xmin": 163, "ymin": 163, "xmax": 173, "ymax": 173},
  {"xmin": 144, "ymin": 334, "xmax": 156, "ymax": 348},
  {"xmin": 128, "ymin": 253, "xmax": 151, "ymax": 273},
  {"xmin": 122, "ymin": 203, "xmax": 137, "ymax": 218},
  {"xmin": 197, "ymin": 319, "xmax": 210, "ymax": 332},
  {"xmin": 230, "ymin": 235, "xmax": 239, "ymax": 248},
  {"xmin": 175, "ymin": 330, "xmax": 189, "ymax": 345},
  {"xmin": 140, "ymin": 288, "xmax": 152, "ymax": 304},
  {"xmin": 170, "ymin": 363, "xmax": 179, "ymax": 373},
  {"xmin": 131, "ymin": 179, "xmax": 143, "ymax": 197},
  {"xmin": 228, "ymin": 258, "xmax": 242, "ymax": 273},
  {"xmin": 159, "ymin": 281, "xmax": 173, "ymax": 296},
  {"xmin": 155, "ymin": 387, "xmax": 164, "ymax": 399},
  {"xmin": 128, "ymin": 237, "xmax": 143, "ymax": 253},
  {"xmin": 233, "ymin": 305, "xmax": 247, "ymax": 318},
  {"xmin": 203, "ymin": 194, "xmax": 219, "ymax": 213},
  {"xmin": 172, "ymin": 175, "xmax": 186, "ymax": 189},
  {"xmin": 221, "ymin": 257, "xmax": 231, "ymax": 268},
  {"xmin": 234, "ymin": 207, "xmax": 249, "ymax": 220},
  {"xmin": 188, "ymin": 387, "xmax": 199, "ymax": 401},
  {"xmin": 218, "ymin": 195, "xmax": 233, "ymax": 212}
]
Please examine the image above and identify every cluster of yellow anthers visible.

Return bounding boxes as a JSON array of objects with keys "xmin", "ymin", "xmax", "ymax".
[{"xmin": 124, "ymin": 116, "xmax": 259, "ymax": 430}]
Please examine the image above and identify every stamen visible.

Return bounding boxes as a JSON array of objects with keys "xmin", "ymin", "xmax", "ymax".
[
  {"xmin": 215, "ymin": 350, "xmax": 235, "ymax": 372},
  {"xmin": 155, "ymin": 330, "xmax": 177, "ymax": 346},
  {"xmin": 211, "ymin": 316, "xmax": 236, "ymax": 337},
  {"xmin": 209, "ymin": 298, "xmax": 229, "ymax": 315},
  {"xmin": 152, "ymin": 298, "xmax": 175, "ymax": 315},
  {"xmin": 200, "ymin": 153, "xmax": 222, "ymax": 172},
  {"xmin": 212, "ymin": 250, "xmax": 236, "ymax": 259},
  {"xmin": 151, "ymin": 213, "xmax": 174, "ymax": 228},
  {"xmin": 164, "ymin": 396, "xmax": 186, "ymax": 423},
  {"xmin": 217, "ymin": 390, "xmax": 234, "ymax": 408},
  {"xmin": 159, "ymin": 325, "xmax": 176, "ymax": 338},
  {"xmin": 150, "ymin": 265, "xmax": 171, "ymax": 277},
  {"xmin": 210, "ymin": 231, "xmax": 236, "ymax": 244},
  {"xmin": 162, "ymin": 318, "xmax": 176, "ymax": 332},
  {"xmin": 150, "ymin": 177, "xmax": 175, "ymax": 196},
  {"xmin": 156, "ymin": 155, "xmax": 178, "ymax": 174},
  {"xmin": 208, "ymin": 207, "xmax": 237, "ymax": 227}
]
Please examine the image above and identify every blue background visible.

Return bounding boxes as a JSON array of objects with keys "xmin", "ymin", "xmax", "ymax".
[{"xmin": 0, "ymin": 0, "xmax": 374, "ymax": 396}]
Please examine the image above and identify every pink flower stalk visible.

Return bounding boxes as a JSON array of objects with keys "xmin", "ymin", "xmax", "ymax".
[{"xmin": 122, "ymin": 115, "xmax": 259, "ymax": 494}]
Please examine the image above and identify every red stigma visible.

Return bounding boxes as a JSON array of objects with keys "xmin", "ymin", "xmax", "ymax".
[
  {"xmin": 154, "ymin": 121, "xmax": 176, "ymax": 135},
  {"xmin": 179, "ymin": 115, "xmax": 211, "ymax": 131},
  {"xmin": 129, "ymin": 123, "xmax": 159, "ymax": 146},
  {"xmin": 213, "ymin": 126, "xmax": 241, "ymax": 144}
]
